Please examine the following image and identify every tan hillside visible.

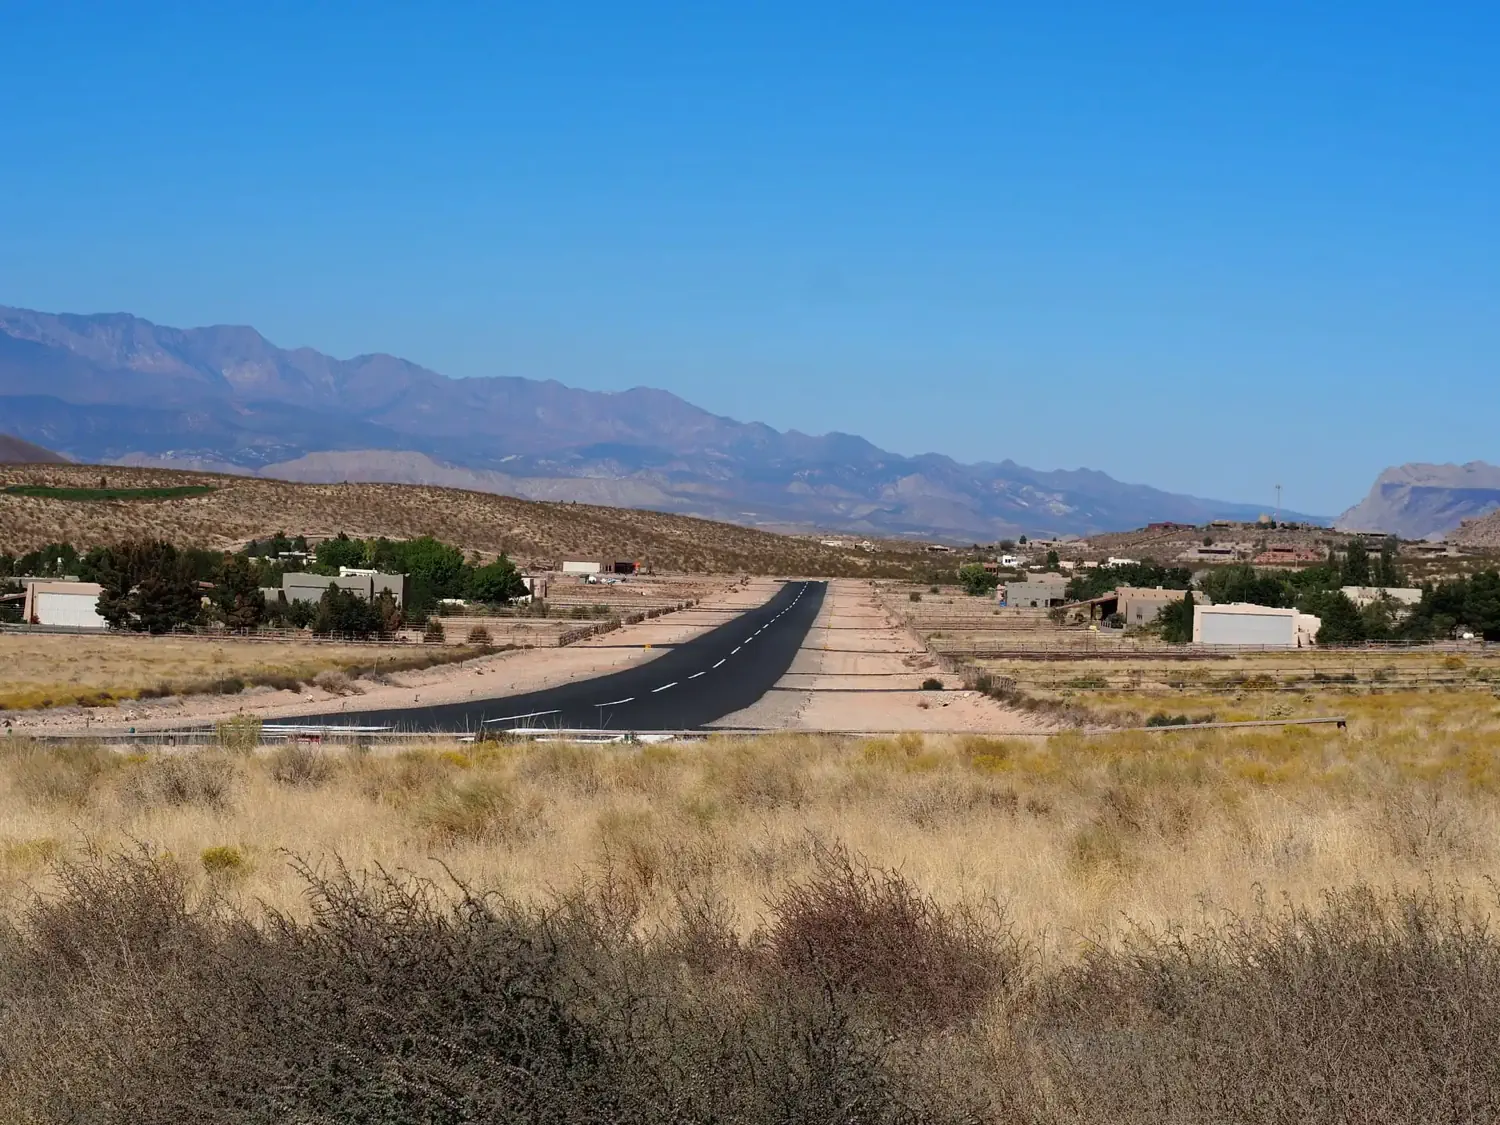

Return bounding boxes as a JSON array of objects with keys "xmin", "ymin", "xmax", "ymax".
[
  {"xmin": 1451, "ymin": 509, "xmax": 1500, "ymax": 549},
  {"xmin": 0, "ymin": 433, "xmax": 67, "ymax": 464},
  {"xmin": 0, "ymin": 463, "xmax": 864, "ymax": 573}
]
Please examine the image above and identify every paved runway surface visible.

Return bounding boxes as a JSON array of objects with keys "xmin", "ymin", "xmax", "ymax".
[{"xmin": 296, "ymin": 580, "xmax": 827, "ymax": 733}]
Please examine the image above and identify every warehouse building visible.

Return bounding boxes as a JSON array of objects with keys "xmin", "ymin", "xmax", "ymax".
[
  {"xmin": 1193, "ymin": 603, "xmax": 1321, "ymax": 648},
  {"xmin": 1003, "ymin": 574, "xmax": 1069, "ymax": 609},
  {"xmin": 1117, "ymin": 586, "xmax": 1191, "ymax": 626},
  {"xmin": 20, "ymin": 579, "xmax": 107, "ymax": 628},
  {"xmin": 279, "ymin": 570, "xmax": 406, "ymax": 605}
]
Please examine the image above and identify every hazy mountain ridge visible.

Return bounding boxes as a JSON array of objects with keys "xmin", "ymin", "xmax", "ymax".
[
  {"xmin": 1336, "ymin": 462, "xmax": 1500, "ymax": 539},
  {"xmin": 0, "ymin": 306, "xmax": 1321, "ymax": 538}
]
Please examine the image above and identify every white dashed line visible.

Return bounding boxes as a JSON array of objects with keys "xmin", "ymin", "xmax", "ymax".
[
  {"xmin": 713, "ymin": 658, "xmax": 726, "ymax": 668},
  {"xmin": 595, "ymin": 697, "xmax": 634, "ymax": 707},
  {"xmin": 732, "ymin": 647, "xmax": 741, "ymax": 654},
  {"xmin": 688, "ymin": 671, "xmax": 705, "ymax": 679},
  {"xmin": 483, "ymin": 709, "xmax": 561, "ymax": 725},
  {"xmin": 651, "ymin": 682, "xmax": 678, "ymax": 693}
]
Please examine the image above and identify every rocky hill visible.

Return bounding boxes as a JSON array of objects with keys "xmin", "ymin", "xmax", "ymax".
[
  {"xmin": 1336, "ymin": 462, "xmax": 1500, "ymax": 539},
  {"xmin": 0, "ymin": 432, "xmax": 66, "ymax": 464},
  {"xmin": 0, "ymin": 306, "xmax": 1321, "ymax": 540}
]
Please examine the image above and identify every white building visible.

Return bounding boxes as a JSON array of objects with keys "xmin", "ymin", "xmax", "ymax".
[
  {"xmin": 561, "ymin": 560, "xmax": 603, "ymax": 576},
  {"xmin": 1193, "ymin": 603, "xmax": 1320, "ymax": 648},
  {"xmin": 21, "ymin": 580, "xmax": 107, "ymax": 628}
]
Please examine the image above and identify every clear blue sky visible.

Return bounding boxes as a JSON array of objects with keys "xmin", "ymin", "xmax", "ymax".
[{"xmin": 2, "ymin": 3, "xmax": 1496, "ymax": 515}]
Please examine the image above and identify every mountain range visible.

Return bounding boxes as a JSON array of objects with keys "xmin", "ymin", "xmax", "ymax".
[
  {"xmin": 0, "ymin": 305, "xmax": 1321, "ymax": 539},
  {"xmin": 1335, "ymin": 462, "xmax": 1500, "ymax": 540}
]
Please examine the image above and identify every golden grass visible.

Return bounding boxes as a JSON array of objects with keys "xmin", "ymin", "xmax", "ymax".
[
  {"xmin": 3, "ymin": 691, "xmax": 1497, "ymax": 955},
  {"xmin": 0, "ymin": 463, "xmax": 879, "ymax": 574},
  {"xmin": 0, "ymin": 632, "xmax": 475, "ymax": 710}
]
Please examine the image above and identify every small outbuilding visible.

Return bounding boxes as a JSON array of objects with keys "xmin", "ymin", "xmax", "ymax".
[
  {"xmin": 1193, "ymin": 603, "xmax": 1320, "ymax": 648},
  {"xmin": 21, "ymin": 579, "xmax": 107, "ymax": 628}
]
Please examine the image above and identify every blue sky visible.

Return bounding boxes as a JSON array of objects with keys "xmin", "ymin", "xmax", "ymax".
[{"xmin": 1, "ymin": 2, "xmax": 1495, "ymax": 515}]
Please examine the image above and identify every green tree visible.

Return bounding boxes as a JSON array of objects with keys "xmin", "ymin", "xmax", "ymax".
[
  {"xmin": 1372, "ymin": 540, "xmax": 1405, "ymax": 588},
  {"xmin": 373, "ymin": 590, "xmax": 404, "ymax": 635},
  {"xmin": 1158, "ymin": 591, "xmax": 1195, "ymax": 643},
  {"xmin": 95, "ymin": 540, "xmax": 202, "ymax": 633},
  {"xmin": 1306, "ymin": 590, "xmax": 1365, "ymax": 646},
  {"xmin": 957, "ymin": 563, "xmax": 1000, "ymax": 597},
  {"xmin": 467, "ymin": 555, "xmax": 527, "ymax": 604},
  {"xmin": 395, "ymin": 536, "xmax": 467, "ymax": 597},
  {"xmin": 1462, "ymin": 572, "xmax": 1500, "ymax": 640},
  {"xmin": 1199, "ymin": 564, "xmax": 1291, "ymax": 608},
  {"xmin": 214, "ymin": 555, "xmax": 266, "ymax": 630},
  {"xmin": 313, "ymin": 586, "xmax": 382, "ymax": 638},
  {"xmin": 1341, "ymin": 540, "xmax": 1371, "ymax": 586},
  {"xmin": 314, "ymin": 533, "xmax": 366, "ymax": 573},
  {"xmin": 1045, "ymin": 549, "xmax": 1060, "ymax": 571}
]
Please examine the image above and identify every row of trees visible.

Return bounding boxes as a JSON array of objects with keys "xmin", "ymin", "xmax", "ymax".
[{"xmin": 2, "ymin": 535, "xmax": 528, "ymax": 636}]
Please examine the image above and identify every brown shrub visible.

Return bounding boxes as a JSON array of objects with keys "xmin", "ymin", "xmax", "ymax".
[
  {"xmin": 120, "ymin": 752, "xmax": 240, "ymax": 811},
  {"xmin": 761, "ymin": 844, "xmax": 1021, "ymax": 1031},
  {"xmin": 268, "ymin": 744, "xmax": 338, "ymax": 789}
]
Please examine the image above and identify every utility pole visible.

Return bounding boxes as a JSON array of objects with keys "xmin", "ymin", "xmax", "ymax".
[{"xmin": 1274, "ymin": 483, "xmax": 1282, "ymax": 523}]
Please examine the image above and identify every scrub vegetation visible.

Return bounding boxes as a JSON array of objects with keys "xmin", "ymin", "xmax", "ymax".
[
  {"xmin": 0, "ymin": 633, "xmax": 487, "ymax": 711},
  {"xmin": 1, "ymin": 694, "xmax": 1499, "ymax": 1120}
]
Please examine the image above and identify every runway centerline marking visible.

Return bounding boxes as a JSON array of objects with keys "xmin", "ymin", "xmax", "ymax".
[
  {"xmin": 651, "ymin": 682, "xmax": 678, "ymax": 693},
  {"xmin": 713, "ymin": 658, "xmax": 726, "ymax": 667},
  {"xmin": 688, "ymin": 671, "xmax": 705, "ymax": 679}
]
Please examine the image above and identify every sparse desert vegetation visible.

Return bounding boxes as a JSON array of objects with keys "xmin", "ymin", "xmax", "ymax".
[
  {"xmin": 1, "ymin": 696, "xmax": 1499, "ymax": 1119},
  {"xmin": 0, "ymin": 463, "xmax": 924, "ymax": 575},
  {"xmin": 0, "ymin": 632, "xmax": 486, "ymax": 711}
]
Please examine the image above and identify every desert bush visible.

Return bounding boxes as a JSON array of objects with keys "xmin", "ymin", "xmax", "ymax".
[
  {"xmin": 921, "ymin": 676, "xmax": 944, "ymax": 691},
  {"xmin": 268, "ymin": 744, "xmax": 337, "ymax": 789},
  {"xmin": 215, "ymin": 714, "xmax": 262, "ymax": 752},
  {"xmin": 200, "ymin": 845, "xmax": 246, "ymax": 876},
  {"xmin": 0, "ymin": 850, "xmax": 983, "ymax": 1124},
  {"xmin": 3, "ymin": 740, "xmax": 117, "ymax": 807},
  {"xmin": 909, "ymin": 590, "xmax": 922, "ymax": 602},
  {"xmin": 121, "ymin": 752, "xmax": 240, "ymax": 811},
  {"xmin": 311, "ymin": 668, "xmax": 358, "ymax": 695},
  {"xmin": 422, "ymin": 616, "xmax": 446, "ymax": 643},
  {"xmin": 414, "ymin": 775, "xmax": 543, "ymax": 844},
  {"xmin": 761, "ymin": 844, "xmax": 1020, "ymax": 1031},
  {"xmin": 1028, "ymin": 883, "xmax": 1500, "ymax": 1123},
  {"xmin": 465, "ymin": 624, "xmax": 493, "ymax": 645}
]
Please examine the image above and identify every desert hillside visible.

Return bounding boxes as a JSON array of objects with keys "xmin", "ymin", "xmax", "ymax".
[
  {"xmin": 0, "ymin": 433, "xmax": 67, "ymax": 464},
  {"xmin": 0, "ymin": 463, "xmax": 863, "ymax": 574},
  {"xmin": 1452, "ymin": 508, "xmax": 1500, "ymax": 549}
]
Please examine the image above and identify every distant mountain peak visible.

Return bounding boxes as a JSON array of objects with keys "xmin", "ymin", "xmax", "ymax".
[
  {"xmin": 1337, "ymin": 461, "xmax": 1500, "ymax": 539},
  {"xmin": 0, "ymin": 304, "xmax": 1324, "ymax": 538}
]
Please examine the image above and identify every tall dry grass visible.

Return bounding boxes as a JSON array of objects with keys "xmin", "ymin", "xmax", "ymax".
[
  {"xmin": 0, "ymin": 632, "xmax": 487, "ymax": 710},
  {"xmin": 1, "ymin": 692, "xmax": 1497, "ymax": 944},
  {"xmin": 1, "ymin": 701, "xmax": 1500, "ymax": 1119}
]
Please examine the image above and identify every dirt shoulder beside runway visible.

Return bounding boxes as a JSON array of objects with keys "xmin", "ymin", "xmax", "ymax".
[{"xmin": 709, "ymin": 579, "xmax": 1054, "ymax": 733}]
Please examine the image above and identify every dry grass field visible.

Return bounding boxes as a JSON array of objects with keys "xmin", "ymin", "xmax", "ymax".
[
  {"xmin": 0, "ymin": 695, "xmax": 1493, "ymax": 940},
  {"xmin": 1, "ymin": 463, "xmax": 882, "ymax": 574},
  {"xmin": 972, "ymin": 649, "xmax": 1500, "ymax": 722},
  {"xmin": 0, "ymin": 632, "xmax": 485, "ymax": 711},
  {"xmin": 2, "ymin": 697, "xmax": 1500, "ymax": 1119}
]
